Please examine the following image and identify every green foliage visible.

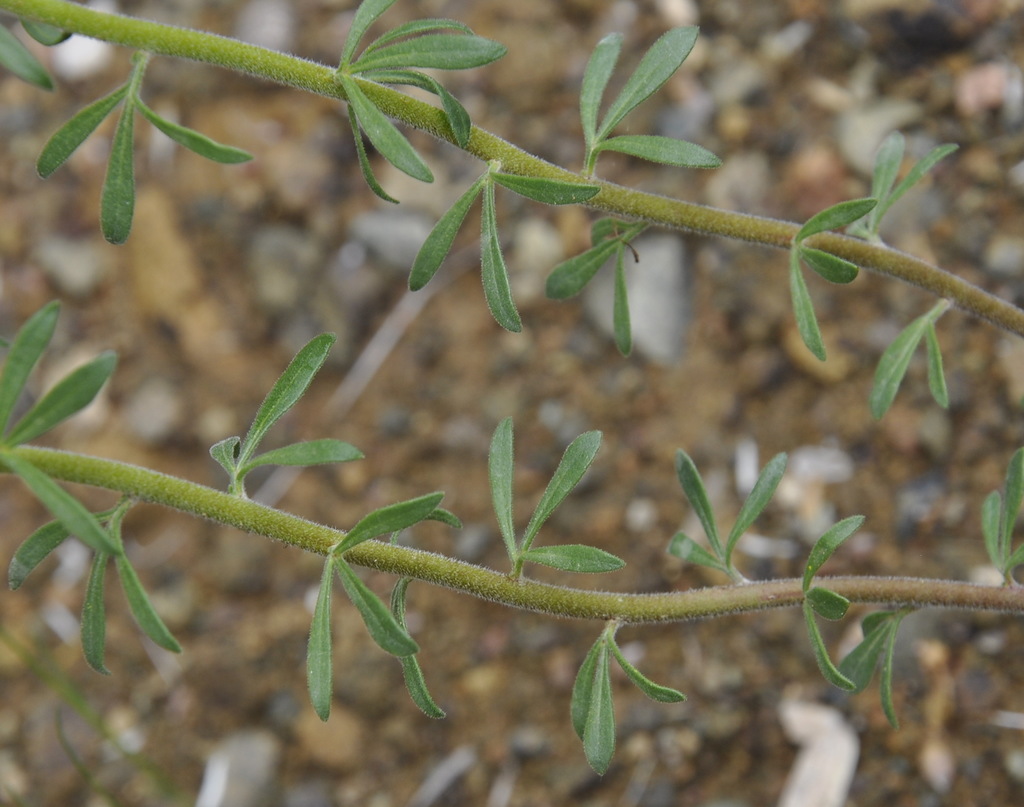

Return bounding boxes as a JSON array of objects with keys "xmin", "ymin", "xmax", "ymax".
[
  {"xmin": 580, "ymin": 27, "xmax": 719, "ymax": 175},
  {"xmin": 837, "ymin": 610, "xmax": 908, "ymax": 728},
  {"xmin": 982, "ymin": 448, "xmax": 1024, "ymax": 583},
  {"xmin": 869, "ymin": 300, "xmax": 950, "ymax": 419},
  {"xmin": 391, "ymin": 578, "xmax": 445, "ymax": 718},
  {"xmin": 668, "ymin": 450, "xmax": 787, "ymax": 582},
  {"xmin": 0, "ymin": 21, "xmax": 53, "ymax": 89}
]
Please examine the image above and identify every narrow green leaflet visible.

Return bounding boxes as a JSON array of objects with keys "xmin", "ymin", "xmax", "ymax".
[
  {"xmin": 135, "ymin": 100, "xmax": 252, "ymax": 163},
  {"xmin": 347, "ymin": 104, "xmax": 399, "ymax": 203},
  {"xmin": 871, "ymin": 133, "xmax": 905, "ymax": 208},
  {"xmin": 799, "ymin": 247, "xmax": 859, "ymax": 284},
  {"xmin": 240, "ymin": 439, "xmax": 364, "ymax": 473},
  {"xmin": 341, "ymin": 0, "xmax": 399, "ymax": 66},
  {"xmin": 0, "ymin": 23, "xmax": 53, "ymax": 89},
  {"xmin": 488, "ymin": 417, "xmax": 518, "ymax": 561},
  {"xmin": 307, "ymin": 557, "xmax": 335, "ymax": 721},
  {"xmin": 612, "ymin": 251, "xmax": 632, "ymax": 356},
  {"xmin": 789, "ymin": 249, "xmax": 826, "ymax": 361},
  {"xmin": 114, "ymin": 555, "xmax": 181, "ymax": 653},
  {"xmin": 480, "ymin": 180, "xmax": 522, "ymax": 332},
  {"xmin": 21, "ymin": 19, "xmax": 70, "ymax": 46},
  {"xmin": 237, "ymin": 334, "xmax": 336, "ymax": 469},
  {"xmin": 724, "ymin": 452, "xmax": 787, "ymax": 568},
  {"xmin": 982, "ymin": 490, "xmax": 1003, "ymax": 571},
  {"xmin": 350, "ymin": 33, "xmax": 506, "ymax": 73},
  {"xmin": 924, "ymin": 323, "xmax": 948, "ymax": 408},
  {"xmin": 879, "ymin": 143, "xmax": 958, "ymax": 227},
  {"xmin": 361, "ymin": 19, "xmax": 474, "ymax": 51},
  {"xmin": 546, "ymin": 241, "xmax": 621, "ymax": 299},
  {"xmin": 805, "ymin": 586, "xmax": 851, "ymax": 621},
  {"xmin": 342, "ymin": 76, "xmax": 433, "ymax": 184},
  {"xmin": 101, "ymin": 103, "xmax": 137, "ymax": 244},
  {"xmin": 837, "ymin": 611, "xmax": 898, "ymax": 693},
  {"xmin": 334, "ymin": 557, "xmax": 418, "ymax": 656},
  {"xmin": 490, "ymin": 173, "xmax": 600, "ymax": 205},
  {"xmin": 868, "ymin": 300, "xmax": 950, "ymax": 419},
  {"xmin": 0, "ymin": 301, "xmax": 60, "ymax": 437},
  {"xmin": 609, "ymin": 640, "xmax": 686, "ymax": 703},
  {"xmin": 571, "ymin": 638, "xmax": 604, "ymax": 740},
  {"xmin": 580, "ymin": 33, "xmax": 623, "ymax": 152},
  {"xmin": 804, "ymin": 602, "xmax": 856, "ymax": 690},
  {"xmin": 425, "ymin": 507, "xmax": 462, "ymax": 529},
  {"xmin": 597, "ymin": 27, "xmax": 699, "ymax": 141},
  {"xmin": 795, "ymin": 198, "xmax": 877, "ymax": 242},
  {"xmin": 673, "ymin": 450, "xmax": 723, "ymax": 558},
  {"xmin": 209, "ymin": 436, "xmax": 241, "ymax": 481},
  {"xmin": 802, "ymin": 515, "xmax": 866, "ymax": 591},
  {"xmin": 0, "ymin": 452, "xmax": 118, "ymax": 555},
  {"xmin": 391, "ymin": 578, "xmax": 445, "ymax": 718},
  {"xmin": 582, "ymin": 640, "xmax": 615, "ymax": 774},
  {"xmin": 81, "ymin": 552, "xmax": 110, "ymax": 675},
  {"xmin": 336, "ymin": 492, "xmax": 444, "ymax": 553},
  {"xmin": 521, "ymin": 430, "xmax": 602, "ymax": 551},
  {"xmin": 37, "ymin": 84, "xmax": 129, "ymax": 177},
  {"xmin": 594, "ymin": 135, "xmax": 722, "ymax": 169},
  {"xmin": 364, "ymin": 69, "xmax": 472, "ymax": 148},
  {"xmin": 5, "ymin": 351, "xmax": 117, "ymax": 446},
  {"xmin": 409, "ymin": 176, "xmax": 485, "ymax": 290},
  {"xmin": 879, "ymin": 612, "xmax": 903, "ymax": 727},
  {"xmin": 667, "ymin": 532, "xmax": 730, "ymax": 576},
  {"xmin": 1000, "ymin": 449, "xmax": 1024, "ymax": 575},
  {"xmin": 518, "ymin": 544, "xmax": 625, "ymax": 574},
  {"xmin": 8, "ymin": 520, "xmax": 69, "ymax": 590}
]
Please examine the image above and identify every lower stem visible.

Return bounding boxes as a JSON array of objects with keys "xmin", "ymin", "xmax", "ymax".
[{"xmin": 9, "ymin": 446, "xmax": 1024, "ymax": 623}]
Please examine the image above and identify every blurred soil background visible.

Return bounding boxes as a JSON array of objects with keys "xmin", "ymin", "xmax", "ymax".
[{"xmin": 2, "ymin": 0, "xmax": 1024, "ymax": 805}]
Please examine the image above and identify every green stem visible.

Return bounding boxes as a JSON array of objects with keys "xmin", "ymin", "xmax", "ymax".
[
  {"xmin": 10, "ymin": 446, "xmax": 1024, "ymax": 623},
  {"xmin": 4, "ymin": 0, "xmax": 1024, "ymax": 337}
]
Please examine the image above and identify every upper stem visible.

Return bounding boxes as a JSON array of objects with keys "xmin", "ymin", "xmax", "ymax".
[
  {"xmin": 4, "ymin": 0, "xmax": 1024, "ymax": 337},
  {"xmin": 10, "ymin": 446, "xmax": 1024, "ymax": 623}
]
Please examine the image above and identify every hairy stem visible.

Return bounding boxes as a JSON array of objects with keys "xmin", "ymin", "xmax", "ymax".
[
  {"xmin": 4, "ymin": 0, "xmax": 1024, "ymax": 336},
  {"xmin": 10, "ymin": 446, "xmax": 1024, "ymax": 623}
]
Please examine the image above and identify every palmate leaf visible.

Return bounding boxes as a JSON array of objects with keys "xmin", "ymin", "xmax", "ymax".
[
  {"xmin": 596, "ymin": 27, "xmax": 699, "ymax": 141},
  {"xmin": 724, "ymin": 452, "xmax": 787, "ymax": 567},
  {"xmin": 307, "ymin": 557, "xmax": 335, "ymax": 721},
  {"xmin": 488, "ymin": 417, "xmax": 518, "ymax": 561},
  {"xmin": 409, "ymin": 176, "xmax": 485, "ymax": 290},
  {"xmin": 521, "ymin": 430, "xmax": 602, "ymax": 552},
  {"xmin": 350, "ymin": 33, "xmax": 506, "ymax": 73},
  {"xmin": 0, "ymin": 23, "xmax": 53, "ymax": 89},
  {"xmin": 134, "ymin": 100, "xmax": 252, "ymax": 163},
  {"xmin": 101, "ymin": 102, "xmax": 136, "ymax": 244},
  {"xmin": 37, "ymin": 84, "xmax": 129, "ymax": 177},
  {"xmin": 0, "ymin": 301, "xmax": 60, "ymax": 438},
  {"xmin": 580, "ymin": 33, "xmax": 622, "ymax": 151},
  {"xmin": 8, "ymin": 519, "xmax": 70, "ymax": 590},
  {"xmin": 114, "ymin": 554, "xmax": 181, "ymax": 653},
  {"xmin": 789, "ymin": 249, "xmax": 826, "ymax": 361},
  {"xmin": 391, "ymin": 578, "xmax": 445, "ymax": 719},
  {"xmin": 594, "ymin": 135, "xmax": 721, "ymax": 169},
  {"xmin": 237, "ymin": 334, "xmax": 336, "ymax": 470},
  {"xmin": 480, "ymin": 179, "xmax": 522, "ymax": 332},
  {"xmin": 518, "ymin": 544, "xmax": 624, "ymax": 574},
  {"xmin": 5, "ymin": 351, "xmax": 117, "ymax": 446},
  {"xmin": 334, "ymin": 557, "xmax": 418, "ymax": 656},
  {"xmin": 336, "ymin": 492, "xmax": 445, "ymax": 553}
]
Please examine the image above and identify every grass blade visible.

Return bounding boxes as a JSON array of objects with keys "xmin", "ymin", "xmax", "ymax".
[
  {"xmin": 0, "ymin": 23, "xmax": 53, "ymax": 89},
  {"xmin": 488, "ymin": 417, "xmax": 518, "ymax": 562},
  {"xmin": 480, "ymin": 180, "xmax": 522, "ymax": 332},
  {"xmin": 6, "ymin": 351, "xmax": 117, "ymax": 446},
  {"xmin": 100, "ymin": 102, "xmax": 136, "ymax": 244},
  {"xmin": 343, "ymin": 76, "xmax": 433, "ymax": 183},
  {"xmin": 0, "ymin": 452, "xmax": 118, "ymax": 555},
  {"xmin": 789, "ymin": 249, "xmax": 826, "ymax": 361},
  {"xmin": 0, "ymin": 301, "xmax": 60, "ymax": 437},
  {"xmin": 521, "ymin": 430, "xmax": 602, "ymax": 552},
  {"xmin": 81, "ymin": 552, "xmax": 110, "ymax": 675},
  {"xmin": 518, "ymin": 544, "xmax": 625, "ymax": 574},
  {"xmin": 802, "ymin": 515, "xmax": 865, "ymax": 591},
  {"xmin": 673, "ymin": 450, "xmax": 723, "ymax": 558},
  {"xmin": 334, "ymin": 557, "xmax": 418, "ymax": 656},
  {"xmin": 409, "ymin": 176, "xmax": 484, "ymax": 290},
  {"xmin": 307, "ymin": 557, "xmax": 335, "ymax": 721},
  {"xmin": 597, "ymin": 27, "xmax": 698, "ymax": 141},
  {"xmin": 114, "ymin": 555, "xmax": 181, "ymax": 653},
  {"xmin": 725, "ymin": 452, "xmax": 787, "ymax": 567},
  {"xmin": 594, "ymin": 135, "xmax": 721, "ymax": 169},
  {"xmin": 37, "ymin": 85, "xmax": 129, "ymax": 177},
  {"xmin": 238, "ymin": 334, "xmax": 335, "ymax": 468},
  {"xmin": 8, "ymin": 520, "xmax": 70, "ymax": 590},
  {"xmin": 580, "ymin": 33, "xmax": 622, "ymax": 151},
  {"xmin": 135, "ymin": 100, "xmax": 252, "ymax": 163}
]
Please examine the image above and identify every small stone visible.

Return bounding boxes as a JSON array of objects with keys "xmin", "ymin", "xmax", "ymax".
[
  {"xmin": 247, "ymin": 225, "xmax": 324, "ymax": 315},
  {"xmin": 123, "ymin": 377, "xmax": 185, "ymax": 444},
  {"xmin": 33, "ymin": 237, "xmax": 109, "ymax": 298},
  {"xmin": 195, "ymin": 730, "xmax": 282, "ymax": 807},
  {"xmin": 983, "ymin": 235, "xmax": 1024, "ymax": 278},
  {"xmin": 235, "ymin": 0, "xmax": 296, "ymax": 52},
  {"xmin": 348, "ymin": 209, "xmax": 433, "ymax": 273},
  {"xmin": 837, "ymin": 99, "xmax": 923, "ymax": 175},
  {"xmin": 294, "ymin": 706, "xmax": 366, "ymax": 771}
]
